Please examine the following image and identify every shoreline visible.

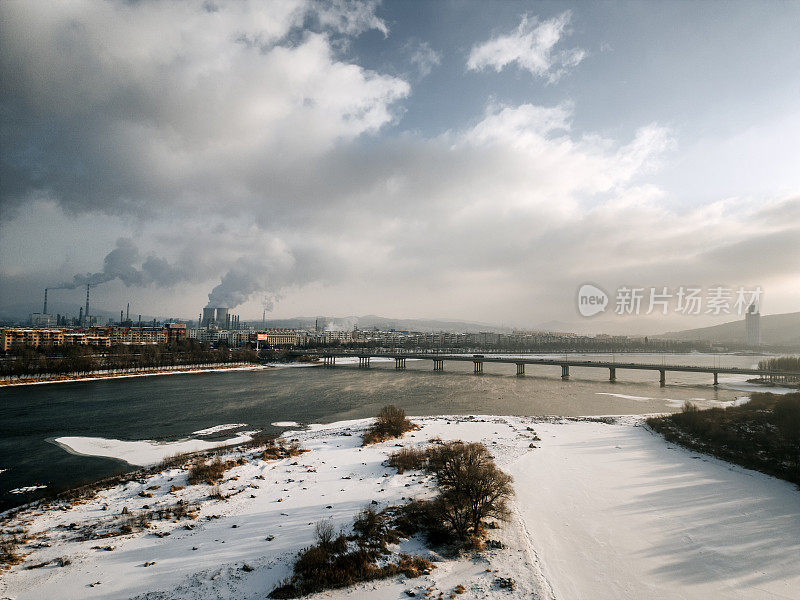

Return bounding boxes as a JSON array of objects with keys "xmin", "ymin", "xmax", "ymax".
[
  {"xmin": 0, "ymin": 363, "xmax": 268, "ymax": 388},
  {"xmin": 2, "ymin": 415, "xmax": 798, "ymax": 600}
]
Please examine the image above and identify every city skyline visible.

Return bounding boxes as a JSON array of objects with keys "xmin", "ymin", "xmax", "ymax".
[{"xmin": 2, "ymin": 1, "xmax": 799, "ymax": 330}]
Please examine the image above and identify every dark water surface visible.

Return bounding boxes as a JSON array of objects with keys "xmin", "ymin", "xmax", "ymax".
[{"xmin": 0, "ymin": 353, "xmax": 769, "ymax": 509}]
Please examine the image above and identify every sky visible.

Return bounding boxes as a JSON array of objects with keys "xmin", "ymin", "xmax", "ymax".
[{"xmin": 1, "ymin": 0, "xmax": 799, "ymax": 332}]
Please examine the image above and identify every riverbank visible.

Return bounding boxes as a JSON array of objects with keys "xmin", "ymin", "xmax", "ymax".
[
  {"xmin": 2, "ymin": 415, "xmax": 798, "ymax": 599},
  {"xmin": 0, "ymin": 363, "xmax": 267, "ymax": 388}
]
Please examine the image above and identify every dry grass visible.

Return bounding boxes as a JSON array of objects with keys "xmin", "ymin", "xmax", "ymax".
[
  {"xmin": 187, "ymin": 457, "xmax": 230, "ymax": 485},
  {"xmin": 262, "ymin": 439, "xmax": 307, "ymax": 461},
  {"xmin": 0, "ymin": 536, "xmax": 23, "ymax": 568}
]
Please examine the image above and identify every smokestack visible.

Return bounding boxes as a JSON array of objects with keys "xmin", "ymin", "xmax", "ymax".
[
  {"xmin": 138, "ymin": 314, "xmax": 142, "ymax": 328},
  {"xmin": 120, "ymin": 309, "xmax": 124, "ymax": 323},
  {"xmin": 85, "ymin": 284, "xmax": 90, "ymax": 323},
  {"xmin": 79, "ymin": 306, "xmax": 83, "ymax": 323},
  {"xmin": 44, "ymin": 288, "xmax": 48, "ymax": 314}
]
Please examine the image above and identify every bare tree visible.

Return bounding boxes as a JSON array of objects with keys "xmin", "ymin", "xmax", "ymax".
[{"xmin": 426, "ymin": 442, "xmax": 514, "ymax": 540}]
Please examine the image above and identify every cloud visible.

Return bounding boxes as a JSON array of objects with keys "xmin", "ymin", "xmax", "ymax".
[
  {"xmin": 313, "ymin": 0, "xmax": 389, "ymax": 37},
  {"xmin": 0, "ymin": 0, "xmax": 408, "ymax": 219},
  {"xmin": 2, "ymin": 2, "xmax": 798, "ymax": 325},
  {"xmin": 467, "ymin": 11, "xmax": 586, "ymax": 82},
  {"xmin": 406, "ymin": 40, "xmax": 441, "ymax": 78}
]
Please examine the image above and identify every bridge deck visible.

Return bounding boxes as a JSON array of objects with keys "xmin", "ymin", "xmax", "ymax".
[{"xmin": 290, "ymin": 351, "xmax": 800, "ymax": 378}]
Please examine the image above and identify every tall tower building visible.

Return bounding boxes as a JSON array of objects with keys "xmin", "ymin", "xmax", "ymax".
[{"xmin": 745, "ymin": 304, "xmax": 761, "ymax": 347}]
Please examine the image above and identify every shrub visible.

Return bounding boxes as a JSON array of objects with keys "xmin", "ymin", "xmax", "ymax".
[
  {"xmin": 425, "ymin": 442, "xmax": 514, "ymax": 542},
  {"xmin": 647, "ymin": 391, "xmax": 800, "ymax": 484},
  {"xmin": 774, "ymin": 395, "xmax": 800, "ymax": 442},
  {"xmin": 0, "ymin": 536, "xmax": 22, "ymax": 567},
  {"xmin": 313, "ymin": 519, "xmax": 346, "ymax": 552},
  {"xmin": 744, "ymin": 393, "xmax": 778, "ymax": 411},
  {"xmin": 363, "ymin": 405, "xmax": 418, "ymax": 445},
  {"xmin": 352, "ymin": 506, "xmax": 386, "ymax": 550},
  {"xmin": 388, "ymin": 447, "xmax": 429, "ymax": 474},
  {"xmin": 187, "ymin": 457, "xmax": 228, "ymax": 485},
  {"xmin": 269, "ymin": 512, "xmax": 434, "ymax": 598}
]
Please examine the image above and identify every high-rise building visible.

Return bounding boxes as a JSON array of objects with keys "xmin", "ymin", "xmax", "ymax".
[{"xmin": 745, "ymin": 304, "xmax": 761, "ymax": 347}]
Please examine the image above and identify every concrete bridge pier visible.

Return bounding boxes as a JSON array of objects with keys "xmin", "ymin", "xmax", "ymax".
[
  {"xmin": 433, "ymin": 359, "xmax": 444, "ymax": 371},
  {"xmin": 561, "ymin": 364, "xmax": 569, "ymax": 379},
  {"xmin": 609, "ymin": 367, "xmax": 616, "ymax": 382},
  {"xmin": 395, "ymin": 357, "xmax": 406, "ymax": 370},
  {"xmin": 474, "ymin": 360, "xmax": 483, "ymax": 374},
  {"xmin": 323, "ymin": 356, "xmax": 336, "ymax": 367},
  {"xmin": 659, "ymin": 369, "xmax": 666, "ymax": 387},
  {"xmin": 358, "ymin": 356, "xmax": 370, "ymax": 368},
  {"xmin": 516, "ymin": 363, "xmax": 525, "ymax": 376},
  {"xmin": 713, "ymin": 371, "xmax": 718, "ymax": 386}
]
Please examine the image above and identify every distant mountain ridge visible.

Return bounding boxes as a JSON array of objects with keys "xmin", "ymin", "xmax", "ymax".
[{"xmin": 658, "ymin": 312, "xmax": 800, "ymax": 347}]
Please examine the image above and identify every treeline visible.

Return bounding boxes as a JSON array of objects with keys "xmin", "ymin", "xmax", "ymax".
[
  {"xmin": 0, "ymin": 340, "xmax": 259, "ymax": 380},
  {"xmin": 647, "ymin": 393, "xmax": 800, "ymax": 485},
  {"xmin": 758, "ymin": 356, "xmax": 800, "ymax": 372}
]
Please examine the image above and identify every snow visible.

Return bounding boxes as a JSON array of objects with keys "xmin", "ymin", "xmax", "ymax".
[
  {"xmin": 192, "ymin": 424, "xmax": 248, "ymax": 436},
  {"xmin": 596, "ymin": 392, "xmax": 655, "ymax": 401},
  {"xmin": 2, "ymin": 416, "xmax": 798, "ymax": 600},
  {"xmin": 53, "ymin": 433, "xmax": 253, "ymax": 467},
  {"xmin": 1, "ymin": 365, "xmax": 268, "ymax": 387},
  {"xmin": 511, "ymin": 419, "xmax": 800, "ymax": 600},
  {"xmin": 595, "ymin": 391, "xmax": 758, "ymax": 411},
  {"xmin": 719, "ymin": 380, "xmax": 798, "ymax": 394},
  {"xmin": 9, "ymin": 484, "xmax": 47, "ymax": 494},
  {"xmin": 270, "ymin": 421, "xmax": 300, "ymax": 428}
]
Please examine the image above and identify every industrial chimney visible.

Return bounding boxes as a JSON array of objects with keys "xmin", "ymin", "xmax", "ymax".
[{"xmin": 43, "ymin": 288, "xmax": 48, "ymax": 314}]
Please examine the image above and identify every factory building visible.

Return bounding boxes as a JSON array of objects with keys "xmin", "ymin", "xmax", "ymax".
[
  {"xmin": 189, "ymin": 328, "xmax": 252, "ymax": 346},
  {"xmin": 29, "ymin": 313, "xmax": 57, "ymax": 328},
  {"xmin": 201, "ymin": 307, "xmax": 241, "ymax": 329},
  {"xmin": 250, "ymin": 329, "xmax": 304, "ymax": 347}
]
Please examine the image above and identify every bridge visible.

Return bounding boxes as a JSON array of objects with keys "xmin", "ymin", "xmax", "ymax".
[{"xmin": 288, "ymin": 351, "xmax": 800, "ymax": 387}]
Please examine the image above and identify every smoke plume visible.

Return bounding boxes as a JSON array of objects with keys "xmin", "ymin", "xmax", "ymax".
[{"xmin": 57, "ymin": 238, "xmax": 186, "ymax": 289}]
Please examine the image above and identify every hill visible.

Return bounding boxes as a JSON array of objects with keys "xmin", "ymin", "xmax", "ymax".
[{"xmin": 658, "ymin": 312, "xmax": 800, "ymax": 347}]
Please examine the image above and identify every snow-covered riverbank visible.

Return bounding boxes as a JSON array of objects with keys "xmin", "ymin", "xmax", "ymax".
[
  {"xmin": 0, "ymin": 364, "xmax": 268, "ymax": 388},
  {"xmin": 1, "ymin": 416, "xmax": 798, "ymax": 600}
]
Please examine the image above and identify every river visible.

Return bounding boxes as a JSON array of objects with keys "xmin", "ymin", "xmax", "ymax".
[{"xmin": 0, "ymin": 352, "xmax": 781, "ymax": 510}]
